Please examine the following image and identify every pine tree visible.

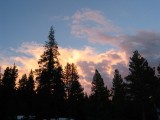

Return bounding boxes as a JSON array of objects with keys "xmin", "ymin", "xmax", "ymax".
[
  {"xmin": 26, "ymin": 70, "xmax": 35, "ymax": 116},
  {"xmin": 90, "ymin": 69, "xmax": 109, "ymax": 101},
  {"xmin": 18, "ymin": 74, "xmax": 27, "ymax": 92},
  {"xmin": 17, "ymin": 74, "xmax": 28, "ymax": 115},
  {"xmin": 90, "ymin": 69, "xmax": 110, "ymax": 119},
  {"xmin": 112, "ymin": 69, "xmax": 124, "ymax": 104},
  {"xmin": 64, "ymin": 63, "xmax": 84, "ymax": 99},
  {"xmin": 1, "ymin": 64, "xmax": 18, "ymax": 118},
  {"xmin": 35, "ymin": 26, "xmax": 65, "ymax": 118},
  {"xmin": 2, "ymin": 64, "xmax": 18, "ymax": 95},
  {"xmin": 64, "ymin": 63, "xmax": 72, "ymax": 98},
  {"xmin": 64, "ymin": 63, "xmax": 84, "ymax": 118},
  {"xmin": 125, "ymin": 50, "xmax": 157, "ymax": 120},
  {"xmin": 26, "ymin": 70, "xmax": 35, "ymax": 95},
  {"xmin": 112, "ymin": 69, "xmax": 125, "ymax": 119}
]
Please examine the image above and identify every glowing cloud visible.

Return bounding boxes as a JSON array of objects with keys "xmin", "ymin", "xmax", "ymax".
[
  {"xmin": 0, "ymin": 42, "xmax": 128, "ymax": 94},
  {"xmin": 71, "ymin": 8, "xmax": 160, "ymax": 68}
]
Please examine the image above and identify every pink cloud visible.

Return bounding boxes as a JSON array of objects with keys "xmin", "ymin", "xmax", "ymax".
[
  {"xmin": 59, "ymin": 47, "xmax": 128, "ymax": 92},
  {"xmin": 71, "ymin": 8, "xmax": 122, "ymax": 45},
  {"xmin": 71, "ymin": 9, "xmax": 160, "ymax": 68},
  {"xmin": 0, "ymin": 42, "xmax": 128, "ymax": 94}
]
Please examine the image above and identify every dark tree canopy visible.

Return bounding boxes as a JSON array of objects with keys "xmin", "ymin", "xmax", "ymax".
[
  {"xmin": 112, "ymin": 69, "xmax": 125, "ymax": 120},
  {"xmin": 35, "ymin": 26, "xmax": 65, "ymax": 118},
  {"xmin": 1, "ymin": 27, "xmax": 160, "ymax": 120},
  {"xmin": 125, "ymin": 50, "xmax": 156, "ymax": 101},
  {"xmin": 64, "ymin": 63, "xmax": 84, "ymax": 119},
  {"xmin": 2, "ymin": 64, "xmax": 18, "ymax": 94},
  {"xmin": 91, "ymin": 69, "xmax": 109, "ymax": 100},
  {"xmin": 64, "ymin": 63, "xmax": 84, "ymax": 99},
  {"xmin": 112, "ymin": 69, "xmax": 124, "ymax": 104},
  {"xmin": 36, "ymin": 26, "xmax": 64, "ymax": 96},
  {"xmin": 18, "ymin": 74, "xmax": 27, "ymax": 92},
  {"xmin": 89, "ymin": 69, "xmax": 110, "ymax": 119},
  {"xmin": 125, "ymin": 50, "xmax": 158, "ymax": 120},
  {"xmin": 26, "ymin": 70, "xmax": 35, "ymax": 95},
  {"xmin": 0, "ymin": 64, "xmax": 18, "ymax": 119}
]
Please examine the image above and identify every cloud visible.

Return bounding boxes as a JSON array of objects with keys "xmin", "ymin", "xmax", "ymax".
[
  {"xmin": 71, "ymin": 8, "xmax": 122, "ymax": 45},
  {"xmin": 71, "ymin": 8, "xmax": 160, "ymax": 68},
  {"xmin": 0, "ymin": 42, "xmax": 128, "ymax": 94},
  {"xmin": 2, "ymin": 8, "xmax": 160, "ymax": 94},
  {"xmin": 120, "ymin": 31, "xmax": 160, "ymax": 66},
  {"xmin": 59, "ymin": 47, "xmax": 128, "ymax": 93},
  {"xmin": 0, "ymin": 43, "xmax": 44, "ymax": 84}
]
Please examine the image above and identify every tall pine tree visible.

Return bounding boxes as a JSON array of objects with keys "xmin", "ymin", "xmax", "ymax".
[
  {"xmin": 26, "ymin": 70, "xmax": 35, "ymax": 95},
  {"xmin": 1, "ymin": 64, "xmax": 18, "ymax": 118},
  {"xmin": 26, "ymin": 70, "xmax": 35, "ymax": 116},
  {"xmin": 2, "ymin": 64, "xmax": 18, "ymax": 96},
  {"xmin": 125, "ymin": 50, "xmax": 157, "ymax": 120},
  {"xmin": 90, "ymin": 69, "xmax": 110, "ymax": 119},
  {"xmin": 18, "ymin": 74, "xmax": 27, "ymax": 93},
  {"xmin": 112, "ymin": 69, "xmax": 124, "ymax": 103},
  {"xmin": 35, "ymin": 26, "xmax": 65, "ymax": 118},
  {"xmin": 64, "ymin": 63, "xmax": 84, "ymax": 119},
  {"xmin": 112, "ymin": 69, "xmax": 125, "ymax": 120},
  {"xmin": 90, "ymin": 69, "xmax": 109, "ymax": 102}
]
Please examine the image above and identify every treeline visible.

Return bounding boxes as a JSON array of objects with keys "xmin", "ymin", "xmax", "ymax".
[{"xmin": 0, "ymin": 26, "xmax": 160, "ymax": 120}]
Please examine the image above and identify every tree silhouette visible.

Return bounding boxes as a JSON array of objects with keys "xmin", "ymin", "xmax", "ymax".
[
  {"xmin": 26, "ymin": 70, "xmax": 35, "ymax": 96},
  {"xmin": 18, "ymin": 74, "xmax": 27, "ymax": 92},
  {"xmin": 26, "ymin": 70, "xmax": 35, "ymax": 116},
  {"xmin": 125, "ymin": 50, "xmax": 158, "ymax": 120},
  {"xmin": 89, "ymin": 69, "xmax": 110, "ymax": 119},
  {"xmin": 112, "ymin": 69, "xmax": 125, "ymax": 120},
  {"xmin": 35, "ymin": 26, "xmax": 65, "ymax": 118},
  {"xmin": 64, "ymin": 63, "xmax": 84, "ymax": 119},
  {"xmin": 17, "ymin": 74, "xmax": 28, "ymax": 115},
  {"xmin": 2, "ymin": 64, "xmax": 18, "ymax": 94},
  {"xmin": 1, "ymin": 64, "xmax": 18, "ymax": 118},
  {"xmin": 17, "ymin": 70, "xmax": 35, "ymax": 116},
  {"xmin": 1, "ymin": 26, "xmax": 160, "ymax": 119}
]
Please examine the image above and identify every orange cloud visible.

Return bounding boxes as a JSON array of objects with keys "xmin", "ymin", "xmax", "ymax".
[
  {"xmin": 60, "ymin": 47, "xmax": 128, "ymax": 92},
  {"xmin": 0, "ymin": 42, "xmax": 128, "ymax": 94}
]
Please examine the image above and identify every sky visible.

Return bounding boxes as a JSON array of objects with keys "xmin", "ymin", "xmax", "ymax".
[{"xmin": 1, "ymin": 0, "xmax": 160, "ymax": 93}]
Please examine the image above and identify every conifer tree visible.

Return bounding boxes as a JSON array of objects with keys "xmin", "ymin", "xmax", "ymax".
[
  {"xmin": 2, "ymin": 64, "xmax": 18, "ymax": 95},
  {"xmin": 26, "ymin": 70, "xmax": 35, "ymax": 116},
  {"xmin": 90, "ymin": 69, "xmax": 110, "ymax": 119},
  {"xmin": 64, "ymin": 63, "xmax": 84, "ymax": 99},
  {"xmin": 17, "ymin": 74, "xmax": 28, "ymax": 115},
  {"xmin": 35, "ymin": 26, "xmax": 65, "ymax": 118},
  {"xmin": 112, "ymin": 69, "xmax": 124, "ymax": 104},
  {"xmin": 1, "ymin": 64, "xmax": 18, "ymax": 118},
  {"xmin": 18, "ymin": 74, "xmax": 27, "ymax": 92},
  {"xmin": 112, "ymin": 69, "xmax": 125, "ymax": 120},
  {"xmin": 125, "ymin": 50, "xmax": 157, "ymax": 120},
  {"xmin": 64, "ymin": 63, "xmax": 84, "ymax": 118},
  {"xmin": 90, "ymin": 69, "xmax": 109, "ymax": 101},
  {"xmin": 26, "ymin": 70, "xmax": 35, "ymax": 95}
]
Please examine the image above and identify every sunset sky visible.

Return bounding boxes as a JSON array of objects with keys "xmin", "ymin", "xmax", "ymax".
[{"xmin": 1, "ymin": 0, "xmax": 160, "ymax": 93}]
